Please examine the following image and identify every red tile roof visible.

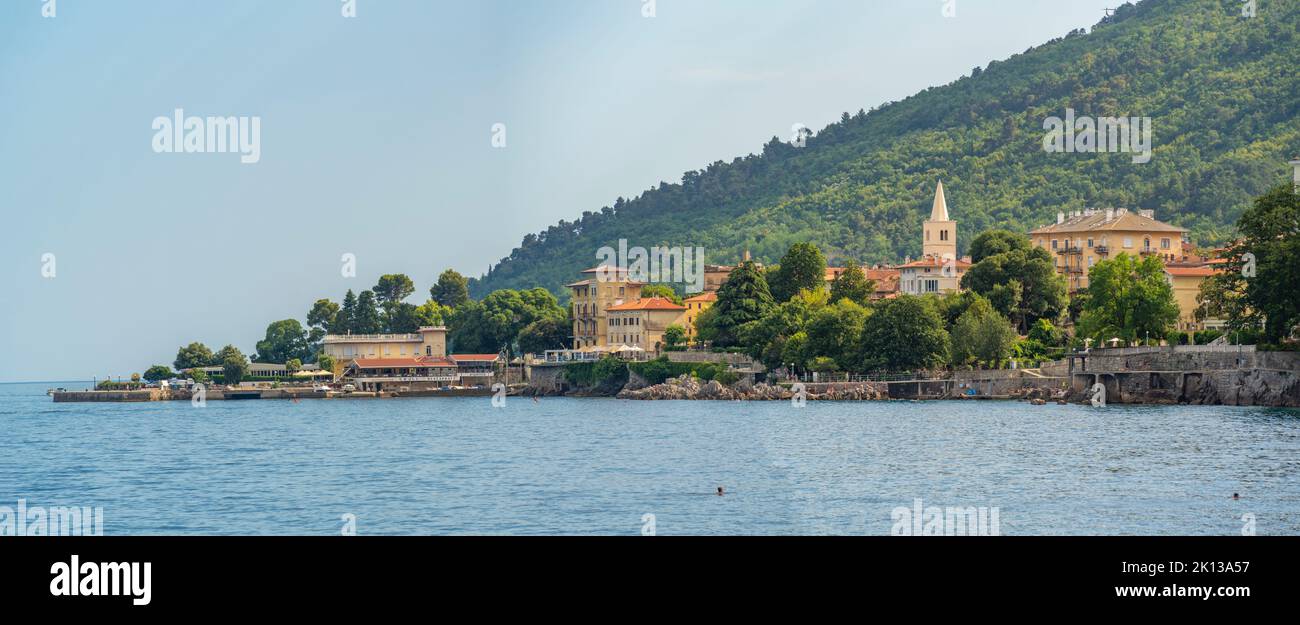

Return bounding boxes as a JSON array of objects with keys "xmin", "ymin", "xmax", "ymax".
[
  {"xmin": 1165, "ymin": 266, "xmax": 1219, "ymax": 278},
  {"xmin": 606, "ymin": 297, "xmax": 687, "ymax": 312},
  {"xmin": 899, "ymin": 256, "xmax": 972, "ymax": 269},
  {"xmin": 684, "ymin": 292, "xmax": 718, "ymax": 303},
  {"xmin": 451, "ymin": 354, "xmax": 501, "ymax": 362},
  {"xmin": 351, "ymin": 357, "xmax": 455, "ymax": 369}
]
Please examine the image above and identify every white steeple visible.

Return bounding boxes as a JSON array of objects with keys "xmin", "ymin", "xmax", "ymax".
[
  {"xmin": 930, "ymin": 180, "xmax": 950, "ymax": 221},
  {"xmin": 922, "ymin": 180, "xmax": 957, "ymax": 260}
]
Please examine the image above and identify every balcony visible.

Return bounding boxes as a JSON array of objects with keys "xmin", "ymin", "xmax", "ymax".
[
  {"xmin": 1056, "ymin": 246, "xmax": 1083, "ymax": 255},
  {"xmin": 1139, "ymin": 248, "xmax": 1157, "ymax": 256},
  {"xmin": 1094, "ymin": 245, "xmax": 1109, "ymax": 255},
  {"xmin": 1065, "ymin": 266, "xmax": 1084, "ymax": 274}
]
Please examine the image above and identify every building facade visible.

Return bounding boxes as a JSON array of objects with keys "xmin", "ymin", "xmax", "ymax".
[
  {"xmin": 1029, "ymin": 208, "xmax": 1189, "ymax": 292},
  {"xmin": 321, "ymin": 327, "xmax": 448, "ymax": 364},
  {"xmin": 1165, "ymin": 265, "xmax": 1225, "ymax": 332},
  {"xmin": 567, "ymin": 266, "xmax": 645, "ymax": 349},
  {"xmin": 682, "ymin": 291, "xmax": 717, "ymax": 343},
  {"xmin": 898, "ymin": 256, "xmax": 971, "ymax": 295},
  {"xmin": 604, "ymin": 297, "xmax": 688, "ymax": 352}
]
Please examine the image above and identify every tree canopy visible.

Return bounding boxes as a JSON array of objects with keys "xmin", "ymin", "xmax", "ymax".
[{"xmin": 1077, "ymin": 253, "xmax": 1180, "ymax": 345}]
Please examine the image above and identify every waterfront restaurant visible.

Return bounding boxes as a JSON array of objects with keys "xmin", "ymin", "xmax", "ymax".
[
  {"xmin": 343, "ymin": 357, "xmax": 459, "ymax": 392},
  {"xmin": 450, "ymin": 354, "xmax": 503, "ymax": 387}
]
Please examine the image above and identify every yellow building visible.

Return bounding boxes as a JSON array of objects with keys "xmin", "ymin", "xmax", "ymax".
[
  {"xmin": 1029, "ymin": 208, "xmax": 1189, "ymax": 292},
  {"xmin": 605, "ymin": 297, "xmax": 689, "ymax": 353},
  {"xmin": 567, "ymin": 266, "xmax": 645, "ymax": 349},
  {"xmin": 1165, "ymin": 265, "xmax": 1224, "ymax": 332},
  {"xmin": 322, "ymin": 326, "xmax": 448, "ymax": 362},
  {"xmin": 682, "ymin": 291, "xmax": 717, "ymax": 342}
]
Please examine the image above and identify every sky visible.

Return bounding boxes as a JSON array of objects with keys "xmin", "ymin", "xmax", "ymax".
[{"xmin": 0, "ymin": 0, "xmax": 1120, "ymax": 382}]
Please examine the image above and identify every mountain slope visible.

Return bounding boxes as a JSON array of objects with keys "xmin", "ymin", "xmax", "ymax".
[{"xmin": 470, "ymin": 0, "xmax": 1300, "ymax": 299}]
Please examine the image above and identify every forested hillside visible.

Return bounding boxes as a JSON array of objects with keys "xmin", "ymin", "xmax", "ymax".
[{"xmin": 470, "ymin": 0, "xmax": 1300, "ymax": 298}]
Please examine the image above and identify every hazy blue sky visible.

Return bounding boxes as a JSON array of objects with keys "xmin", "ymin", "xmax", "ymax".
[{"xmin": 1, "ymin": 0, "xmax": 1118, "ymax": 382}]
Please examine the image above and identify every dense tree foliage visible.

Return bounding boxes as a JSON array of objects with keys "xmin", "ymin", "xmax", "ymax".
[
  {"xmin": 855, "ymin": 296, "xmax": 950, "ymax": 371},
  {"xmin": 254, "ymin": 319, "xmax": 312, "ymax": 364},
  {"xmin": 829, "ymin": 259, "xmax": 875, "ymax": 305},
  {"xmin": 950, "ymin": 296, "xmax": 1019, "ymax": 367},
  {"xmin": 968, "ymin": 229, "xmax": 1028, "ymax": 264},
  {"xmin": 431, "ymin": 269, "xmax": 471, "ymax": 308},
  {"xmin": 450, "ymin": 288, "xmax": 567, "ymax": 354},
  {"xmin": 143, "ymin": 365, "xmax": 173, "ymax": 382},
  {"xmin": 471, "ymin": 0, "xmax": 1299, "ymax": 299},
  {"xmin": 1077, "ymin": 253, "xmax": 1180, "ymax": 344},
  {"xmin": 219, "ymin": 346, "xmax": 249, "ymax": 385},
  {"xmin": 639, "ymin": 284, "xmax": 684, "ymax": 305},
  {"xmin": 173, "ymin": 342, "xmax": 215, "ymax": 371},
  {"xmin": 961, "ymin": 238, "xmax": 1067, "ymax": 332},
  {"xmin": 306, "ymin": 299, "xmax": 339, "ymax": 345},
  {"xmin": 1199, "ymin": 183, "xmax": 1300, "ymax": 343},
  {"xmin": 698, "ymin": 261, "xmax": 775, "ymax": 347},
  {"xmin": 768, "ymin": 242, "xmax": 828, "ymax": 302}
]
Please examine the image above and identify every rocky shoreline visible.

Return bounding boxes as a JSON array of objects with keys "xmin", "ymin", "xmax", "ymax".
[{"xmin": 615, "ymin": 375, "xmax": 888, "ymax": 401}]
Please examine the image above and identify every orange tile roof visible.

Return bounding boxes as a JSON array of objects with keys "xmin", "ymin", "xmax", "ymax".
[
  {"xmin": 1165, "ymin": 266, "xmax": 1219, "ymax": 278},
  {"xmin": 352, "ymin": 357, "xmax": 456, "ymax": 369},
  {"xmin": 899, "ymin": 257, "xmax": 972, "ymax": 269},
  {"xmin": 606, "ymin": 297, "xmax": 687, "ymax": 312},
  {"xmin": 684, "ymin": 292, "xmax": 718, "ymax": 303},
  {"xmin": 452, "ymin": 354, "xmax": 501, "ymax": 362}
]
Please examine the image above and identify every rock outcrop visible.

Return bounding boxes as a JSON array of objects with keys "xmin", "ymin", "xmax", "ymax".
[{"xmin": 617, "ymin": 375, "xmax": 886, "ymax": 401}]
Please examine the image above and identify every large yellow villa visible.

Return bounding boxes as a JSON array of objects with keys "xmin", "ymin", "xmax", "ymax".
[
  {"xmin": 1029, "ymin": 208, "xmax": 1189, "ymax": 292},
  {"xmin": 567, "ymin": 266, "xmax": 645, "ymax": 350},
  {"xmin": 605, "ymin": 297, "xmax": 689, "ymax": 352}
]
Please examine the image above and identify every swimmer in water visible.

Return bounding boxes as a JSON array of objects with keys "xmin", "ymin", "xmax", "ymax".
[
  {"xmin": 1233, "ymin": 493, "xmax": 1240, "ymax": 501},
  {"xmin": 717, "ymin": 487, "xmax": 725, "ymax": 496}
]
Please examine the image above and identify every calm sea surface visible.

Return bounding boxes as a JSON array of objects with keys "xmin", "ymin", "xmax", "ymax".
[{"xmin": 1, "ymin": 381, "xmax": 1298, "ymax": 535}]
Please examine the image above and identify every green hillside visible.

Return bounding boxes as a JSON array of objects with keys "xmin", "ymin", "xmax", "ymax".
[{"xmin": 470, "ymin": 0, "xmax": 1300, "ymax": 299}]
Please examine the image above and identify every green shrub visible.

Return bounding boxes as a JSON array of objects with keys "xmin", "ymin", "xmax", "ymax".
[{"xmin": 563, "ymin": 356, "xmax": 628, "ymax": 389}]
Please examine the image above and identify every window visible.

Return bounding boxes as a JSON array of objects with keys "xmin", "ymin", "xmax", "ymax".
[
  {"xmin": 1051, "ymin": 239, "xmax": 1058, "ymax": 250},
  {"xmin": 1123, "ymin": 238, "xmax": 1133, "ymax": 248},
  {"xmin": 1161, "ymin": 238, "xmax": 1170, "ymax": 249},
  {"xmin": 426, "ymin": 346, "xmax": 432, "ymax": 356},
  {"xmin": 1144, "ymin": 238, "xmax": 1151, "ymax": 250},
  {"xmin": 1087, "ymin": 238, "xmax": 1094, "ymax": 248},
  {"xmin": 926, "ymin": 230, "xmax": 930, "ymax": 241}
]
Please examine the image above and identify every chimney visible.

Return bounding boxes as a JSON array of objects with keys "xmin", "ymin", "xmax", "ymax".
[
  {"xmin": 1106, "ymin": 208, "xmax": 1114, "ymax": 221},
  {"xmin": 1057, "ymin": 212, "xmax": 1065, "ymax": 225},
  {"xmin": 1138, "ymin": 209, "xmax": 1154, "ymax": 219}
]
